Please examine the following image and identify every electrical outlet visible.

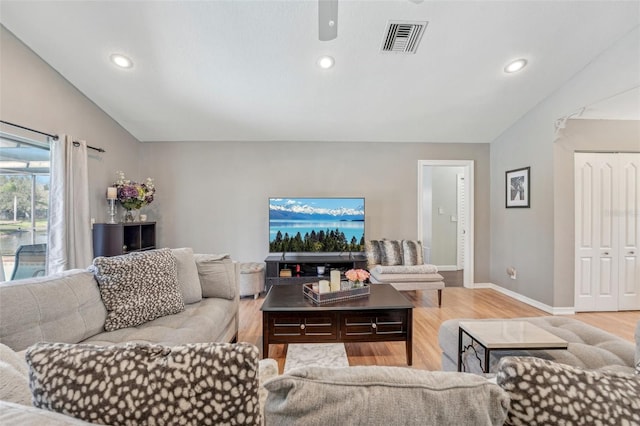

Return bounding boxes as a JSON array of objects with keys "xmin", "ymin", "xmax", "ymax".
[{"xmin": 507, "ymin": 267, "xmax": 517, "ymax": 279}]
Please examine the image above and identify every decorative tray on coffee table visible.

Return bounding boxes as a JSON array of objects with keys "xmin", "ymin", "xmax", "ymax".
[{"xmin": 302, "ymin": 282, "xmax": 370, "ymax": 305}]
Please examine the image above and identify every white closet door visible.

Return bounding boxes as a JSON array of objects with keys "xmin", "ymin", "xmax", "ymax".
[
  {"xmin": 618, "ymin": 154, "xmax": 640, "ymax": 310},
  {"xmin": 575, "ymin": 152, "xmax": 640, "ymax": 312},
  {"xmin": 574, "ymin": 153, "xmax": 619, "ymax": 311}
]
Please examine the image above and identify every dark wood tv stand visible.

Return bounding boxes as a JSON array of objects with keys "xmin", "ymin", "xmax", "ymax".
[{"xmin": 264, "ymin": 253, "xmax": 367, "ymax": 290}]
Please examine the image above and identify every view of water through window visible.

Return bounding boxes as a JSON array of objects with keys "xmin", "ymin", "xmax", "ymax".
[{"xmin": 0, "ymin": 132, "xmax": 50, "ymax": 281}]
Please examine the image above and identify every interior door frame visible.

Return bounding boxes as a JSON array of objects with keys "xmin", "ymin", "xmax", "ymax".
[{"xmin": 417, "ymin": 160, "xmax": 475, "ymax": 288}]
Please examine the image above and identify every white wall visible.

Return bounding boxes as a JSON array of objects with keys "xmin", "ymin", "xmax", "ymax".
[
  {"xmin": 490, "ymin": 27, "xmax": 640, "ymax": 307},
  {"xmin": 0, "ymin": 26, "xmax": 142, "ymax": 227},
  {"xmin": 140, "ymin": 141, "xmax": 491, "ymax": 281}
]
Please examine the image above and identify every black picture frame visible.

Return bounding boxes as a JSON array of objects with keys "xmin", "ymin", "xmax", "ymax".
[{"xmin": 505, "ymin": 167, "xmax": 530, "ymax": 208}]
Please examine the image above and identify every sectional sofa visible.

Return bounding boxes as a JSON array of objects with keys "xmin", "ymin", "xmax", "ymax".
[{"xmin": 0, "ymin": 248, "xmax": 638, "ymax": 425}]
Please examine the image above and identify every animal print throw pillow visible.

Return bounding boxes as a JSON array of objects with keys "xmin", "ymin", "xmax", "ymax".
[
  {"xmin": 26, "ymin": 342, "xmax": 261, "ymax": 426},
  {"xmin": 365, "ymin": 240, "xmax": 383, "ymax": 269},
  {"xmin": 380, "ymin": 240, "xmax": 403, "ymax": 266},
  {"xmin": 497, "ymin": 356, "xmax": 640, "ymax": 426},
  {"xmin": 91, "ymin": 248, "xmax": 185, "ymax": 331},
  {"xmin": 402, "ymin": 240, "xmax": 424, "ymax": 266}
]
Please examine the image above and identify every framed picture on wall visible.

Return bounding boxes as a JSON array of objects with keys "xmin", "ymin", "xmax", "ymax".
[{"xmin": 505, "ymin": 167, "xmax": 530, "ymax": 208}]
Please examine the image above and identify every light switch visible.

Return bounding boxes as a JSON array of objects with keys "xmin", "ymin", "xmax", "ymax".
[{"xmin": 438, "ymin": 207, "xmax": 444, "ymax": 214}]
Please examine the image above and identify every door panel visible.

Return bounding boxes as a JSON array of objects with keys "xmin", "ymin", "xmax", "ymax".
[
  {"xmin": 574, "ymin": 153, "xmax": 618, "ymax": 311},
  {"xmin": 618, "ymin": 155, "xmax": 640, "ymax": 310}
]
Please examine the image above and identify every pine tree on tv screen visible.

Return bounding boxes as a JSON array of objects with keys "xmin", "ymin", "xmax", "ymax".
[{"xmin": 269, "ymin": 198, "xmax": 365, "ymax": 252}]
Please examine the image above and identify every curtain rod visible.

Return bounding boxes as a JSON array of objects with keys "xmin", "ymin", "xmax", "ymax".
[{"xmin": 0, "ymin": 120, "xmax": 106, "ymax": 153}]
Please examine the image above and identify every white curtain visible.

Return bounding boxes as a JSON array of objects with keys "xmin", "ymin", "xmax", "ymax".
[{"xmin": 46, "ymin": 135, "xmax": 93, "ymax": 274}]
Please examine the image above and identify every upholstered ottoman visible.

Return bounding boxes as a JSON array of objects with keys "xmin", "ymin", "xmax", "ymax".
[
  {"xmin": 239, "ymin": 262, "xmax": 265, "ymax": 299},
  {"xmin": 438, "ymin": 316, "xmax": 636, "ymax": 374}
]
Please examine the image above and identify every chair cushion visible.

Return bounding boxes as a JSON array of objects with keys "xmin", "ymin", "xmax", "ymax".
[
  {"xmin": 83, "ymin": 297, "xmax": 238, "ymax": 346},
  {"xmin": 497, "ymin": 356, "xmax": 640, "ymax": 426},
  {"xmin": 26, "ymin": 342, "xmax": 261, "ymax": 426},
  {"xmin": 371, "ymin": 264, "xmax": 438, "ymax": 275},
  {"xmin": 91, "ymin": 248, "xmax": 185, "ymax": 331},
  {"xmin": 241, "ymin": 262, "xmax": 265, "ymax": 274},
  {"xmin": 264, "ymin": 366, "xmax": 509, "ymax": 426},
  {"xmin": 371, "ymin": 270, "xmax": 444, "ymax": 283}
]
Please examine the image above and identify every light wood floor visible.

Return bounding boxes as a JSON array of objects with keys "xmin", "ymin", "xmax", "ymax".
[{"xmin": 238, "ymin": 287, "xmax": 639, "ymax": 373}]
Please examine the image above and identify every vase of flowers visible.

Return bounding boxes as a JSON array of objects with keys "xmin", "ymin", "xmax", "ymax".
[
  {"xmin": 113, "ymin": 171, "xmax": 155, "ymax": 222},
  {"xmin": 345, "ymin": 268, "xmax": 370, "ymax": 288}
]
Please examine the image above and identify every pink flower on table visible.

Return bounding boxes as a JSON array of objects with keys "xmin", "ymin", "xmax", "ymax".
[{"xmin": 345, "ymin": 269, "xmax": 370, "ymax": 283}]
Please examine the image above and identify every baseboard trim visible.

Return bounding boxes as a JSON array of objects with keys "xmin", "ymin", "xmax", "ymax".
[
  {"xmin": 473, "ymin": 283, "xmax": 575, "ymax": 315},
  {"xmin": 436, "ymin": 265, "xmax": 458, "ymax": 272}
]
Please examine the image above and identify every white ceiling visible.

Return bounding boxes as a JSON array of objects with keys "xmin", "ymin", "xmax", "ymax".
[
  {"xmin": 1, "ymin": 0, "xmax": 639, "ymax": 143},
  {"xmin": 576, "ymin": 87, "xmax": 640, "ymax": 121}
]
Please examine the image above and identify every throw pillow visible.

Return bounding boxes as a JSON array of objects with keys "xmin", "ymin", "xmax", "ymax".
[
  {"xmin": 402, "ymin": 240, "xmax": 424, "ymax": 266},
  {"xmin": 365, "ymin": 240, "xmax": 382, "ymax": 268},
  {"xmin": 91, "ymin": 248, "xmax": 185, "ymax": 331},
  {"xmin": 194, "ymin": 254, "xmax": 237, "ymax": 300},
  {"xmin": 497, "ymin": 356, "xmax": 640, "ymax": 426},
  {"xmin": 26, "ymin": 342, "xmax": 261, "ymax": 426},
  {"xmin": 264, "ymin": 366, "xmax": 509, "ymax": 426},
  {"xmin": 171, "ymin": 247, "xmax": 203, "ymax": 304},
  {"xmin": 380, "ymin": 240, "xmax": 403, "ymax": 266}
]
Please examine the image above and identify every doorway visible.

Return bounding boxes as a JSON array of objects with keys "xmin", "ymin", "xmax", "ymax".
[{"xmin": 417, "ymin": 160, "xmax": 474, "ymax": 288}]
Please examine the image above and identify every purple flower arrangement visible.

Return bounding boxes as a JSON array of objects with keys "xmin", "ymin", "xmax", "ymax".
[{"xmin": 114, "ymin": 171, "xmax": 155, "ymax": 211}]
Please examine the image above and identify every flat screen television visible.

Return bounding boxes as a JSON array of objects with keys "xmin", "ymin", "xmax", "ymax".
[{"xmin": 269, "ymin": 197, "xmax": 365, "ymax": 253}]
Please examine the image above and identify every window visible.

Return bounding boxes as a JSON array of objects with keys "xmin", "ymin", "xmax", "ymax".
[{"xmin": 0, "ymin": 132, "xmax": 50, "ymax": 281}]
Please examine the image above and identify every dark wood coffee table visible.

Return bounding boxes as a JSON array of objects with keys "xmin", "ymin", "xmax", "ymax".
[{"xmin": 261, "ymin": 283, "xmax": 414, "ymax": 365}]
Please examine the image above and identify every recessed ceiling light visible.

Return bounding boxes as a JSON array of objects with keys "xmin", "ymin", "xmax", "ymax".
[
  {"xmin": 318, "ymin": 56, "xmax": 335, "ymax": 69},
  {"xmin": 110, "ymin": 53, "xmax": 133, "ymax": 69},
  {"xmin": 504, "ymin": 58, "xmax": 527, "ymax": 73}
]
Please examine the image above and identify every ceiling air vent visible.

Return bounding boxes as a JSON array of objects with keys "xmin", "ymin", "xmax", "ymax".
[{"xmin": 381, "ymin": 20, "xmax": 427, "ymax": 54}]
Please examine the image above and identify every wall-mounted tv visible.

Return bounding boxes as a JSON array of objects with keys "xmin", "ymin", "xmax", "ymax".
[{"xmin": 269, "ymin": 197, "xmax": 365, "ymax": 253}]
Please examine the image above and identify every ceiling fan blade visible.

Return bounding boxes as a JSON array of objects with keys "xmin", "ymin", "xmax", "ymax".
[{"xmin": 319, "ymin": 0, "xmax": 338, "ymax": 41}]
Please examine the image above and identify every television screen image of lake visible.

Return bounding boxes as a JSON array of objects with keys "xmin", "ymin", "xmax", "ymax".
[
  {"xmin": 269, "ymin": 220, "xmax": 364, "ymax": 243},
  {"xmin": 268, "ymin": 197, "xmax": 364, "ymax": 252}
]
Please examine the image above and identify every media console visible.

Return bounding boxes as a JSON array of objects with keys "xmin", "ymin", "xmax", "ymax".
[{"xmin": 264, "ymin": 253, "xmax": 367, "ymax": 290}]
